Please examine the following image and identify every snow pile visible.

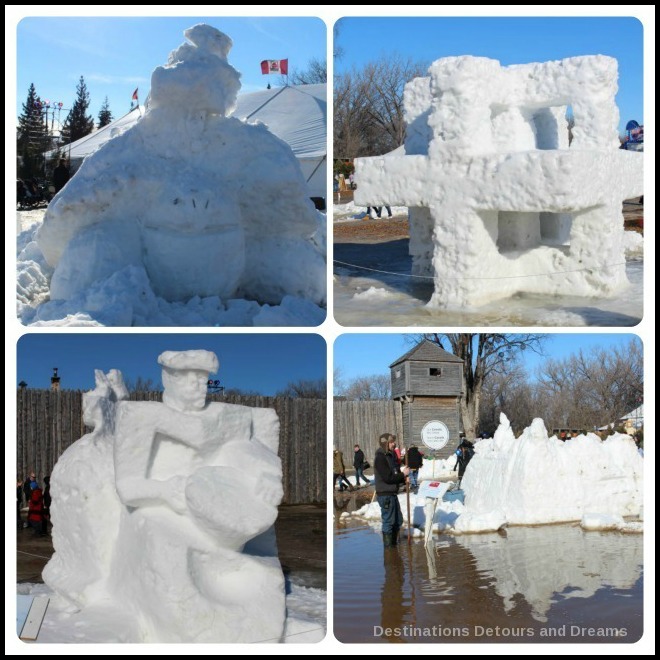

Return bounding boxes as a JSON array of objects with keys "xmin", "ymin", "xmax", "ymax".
[
  {"xmin": 580, "ymin": 513, "xmax": 643, "ymax": 533},
  {"xmin": 453, "ymin": 524, "xmax": 643, "ymax": 622},
  {"xmin": 455, "ymin": 413, "xmax": 643, "ymax": 532},
  {"xmin": 414, "ymin": 455, "xmax": 456, "ymax": 480},
  {"xmin": 348, "ymin": 490, "xmax": 464, "ymax": 534},
  {"xmin": 21, "ymin": 24, "xmax": 325, "ymax": 327},
  {"xmin": 282, "ymin": 586, "xmax": 327, "ymax": 643},
  {"xmin": 355, "ymin": 55, "xmax": 643, "ymax": 307},
  {"xmin": 43, "ymin": 350, "xmax": 289, "ymax": 643},
  {"xmin": 352, "ymin": 287, "xmax": 392, "ymax": 300}
]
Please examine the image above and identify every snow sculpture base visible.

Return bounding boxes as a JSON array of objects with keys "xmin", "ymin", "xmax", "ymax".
[
  {"xmin": 355, "ymin": 56, "xmax": 643, "ymax": 307},
  {"xmin": 43, "ymin": 351, "xmax": 286, "ymax": 643}
]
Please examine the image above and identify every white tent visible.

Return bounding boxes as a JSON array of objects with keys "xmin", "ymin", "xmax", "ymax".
[
  {"xmin": 598, "ymin": 405, "xmax": 644, "ymax": 431},
  {"xmin": 48, "ymin": 83, "xmax": 327, "ymax": 204},
  {"xmin": 620, "ymin": 405, "xmax": 644, "ymax": 428}
]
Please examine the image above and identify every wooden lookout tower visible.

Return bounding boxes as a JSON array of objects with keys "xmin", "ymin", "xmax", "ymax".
[{"xmin": 389, "ymin": 340, "xmax": 463, "ymax": 459}]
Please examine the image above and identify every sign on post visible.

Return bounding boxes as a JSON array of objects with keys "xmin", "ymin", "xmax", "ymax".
[{"xmin": 421, "ymin": 420, "xmax": 450, "ymax": 450}]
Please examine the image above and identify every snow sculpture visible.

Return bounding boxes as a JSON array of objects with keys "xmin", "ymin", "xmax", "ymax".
[
  {"xmin": 37, "ymin": 24, "xmax": 325, "ymax": 312},
  {"xmin": 43, "ymin": 350, "xmax": 285, "ymax": 643},
  {"xmin": 355, "ymin": 56, "xmax": 643, "ymax": 307},
  {"xmin": 453, "ymin": 414, "xmax": 643, "ymax": 532}
]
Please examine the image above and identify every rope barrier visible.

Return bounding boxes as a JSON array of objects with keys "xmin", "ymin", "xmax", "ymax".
[
  {"xmin": 333, "ymin": 259, "xmax": 630, "ymax": 281},
  {"xmin": 17, "ymin": 550, "xmax": 51, "ymax": 560},
  {"xmin": 250, "ymin": 625, "xmax": 326, "ymax": 644}
]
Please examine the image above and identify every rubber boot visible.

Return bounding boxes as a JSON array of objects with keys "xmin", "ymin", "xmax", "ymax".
[
  {"xmin": 391, "ymin": 527, "xmax": 399, "ymax": 546},
  {"xmin": 382, "ymin": 532, "xmax": 394, "ymax": 547}
]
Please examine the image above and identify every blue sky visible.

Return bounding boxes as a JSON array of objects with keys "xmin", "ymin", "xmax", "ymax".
[
  {"xmin": 334, "ymin": 334, "xmax": 641, "ymax": 392},
  {"xmin": 14, "ymin": 15, "xmax": 326, "ymax": 124},
  {"xmin": 17, "ymin": 334, "xmax": 326, "ymax": 394},
  {"xmin": 335, "ymin": 16, "xmax": 644, "ymax": 134}
]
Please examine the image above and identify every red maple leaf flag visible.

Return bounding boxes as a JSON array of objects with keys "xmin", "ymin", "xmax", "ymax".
[
  {"xmin": 132, "ymin": 88, "xmax": 139, "ymax": 101},
  {"xmin": 260, "ymin": 59, "xmax": 288, "ymax": 75}
]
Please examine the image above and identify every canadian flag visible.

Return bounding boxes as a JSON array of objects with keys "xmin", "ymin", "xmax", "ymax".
[{"xmin": 260, "ymin": 59, "xmax": 288, "ymax": 75}]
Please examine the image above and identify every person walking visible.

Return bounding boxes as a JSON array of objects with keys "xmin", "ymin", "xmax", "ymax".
[
  {"xmin": 406, "ymin": 445, "xmax": 424, "ymax": 491},
  {"xmin": 453, "ymin": 438, "xmax": 475, "ymax": 489},
  {"xmin": 353, "ymin": 444, "xmax": 371, "ymax": 487},
  {"xmin": 374, "ymin": 434, "xmax": 409, "ymax": 547},
  {"xmin": 333, "ymin": 447, "xmax": 354, "ymax": 492}
]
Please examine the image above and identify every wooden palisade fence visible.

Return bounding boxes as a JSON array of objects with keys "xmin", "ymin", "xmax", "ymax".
[
  {"xmin": 333, "ymin": 400, "xmax": 404, "ymax": 463},
  {"xmin": 16, "ymin": 389, "xmax": 326, "ymax": 504}
]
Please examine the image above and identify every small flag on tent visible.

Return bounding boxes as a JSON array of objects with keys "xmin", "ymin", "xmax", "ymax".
[
  {"xmin": 132, "ymin": 88, "xmax": 139, "ymax": 101},
  {"xmin": 260, "ymin": 59, "xmax": 288, "ymax": 75}
]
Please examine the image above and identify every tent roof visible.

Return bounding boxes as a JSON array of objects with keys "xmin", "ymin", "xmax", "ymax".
[
  {"xmin": 48, "ymin": 83, "xmax": 326, "ymax": 162},
  {"xmin": 620, "ymin": 405, "xmax": 644, "ymax": 421},
  {"xmin": 232, "ymin": 83, "xmax": 326, "ymax": 159}
]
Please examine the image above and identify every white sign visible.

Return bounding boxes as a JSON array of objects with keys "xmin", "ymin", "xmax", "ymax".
[
  {"xmin": 421, "ymin": 420, "xmax": 450, "ymax": 450},
  {"xmin": 418, "ymin": 480, "xmax": 449, "ymax": 500}
]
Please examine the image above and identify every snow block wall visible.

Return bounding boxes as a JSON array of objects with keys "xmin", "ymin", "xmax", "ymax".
[
  {"xmin": 36, "ymin": 24, "xmax": 325, "ymax": 312},
  {"xmin": 43, "ymin": 350, "xmax": 286, "ymax": 643},
  {"xmin": 355, "ymin": 56, "xmax": 643, "ymax": 307},
  {"xmin": 454, "ymin": 414, "xmax": 643, "ymax": 532}
]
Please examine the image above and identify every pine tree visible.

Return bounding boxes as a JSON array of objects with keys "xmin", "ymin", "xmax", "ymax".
[
  {"xmin": 61, "ymin": 76, "xmax": 95, "ymax": 144},
  {"xmin": 16, "ymin": 83, "xmax": 51, "ymax": 179},
  {"xmin": 97, "ymin": 96, "xmax": 113, "ymax": 128}
]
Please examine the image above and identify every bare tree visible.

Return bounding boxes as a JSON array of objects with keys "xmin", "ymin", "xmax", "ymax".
[
  {"xmin": 480, "ymin": 364, "xmax": 539, "ymax": 436},
  {"xmin": 276, "ymin": 378, "xmax": 326, "ymax": 398},
  {"xmin": 222, "ymin": 387, "xmax": 262, "ymax": 397},
  {"xmin": 334, "ymin": 53, "xmax": 428, "ymax": 158},
  {"xmin": 537, "ymin": 337, "xmax": 643, "ymax": 431},
  {"xmin": 333, "ymin": 366, "xmax": 345, "ymax": 396},
  {"xmin": 414, "ymin": 334, "xmax": 546, "ymax": 438},
  {"xmin": 123, "ymin": 376, "xmax": 159, "ymax": 392},
  {"xmin": 287, "ymin": 58, "xmax": 327, "ymax": 85},
  {"xmin": 340, "ymin": 374, "xmax": 391, "ymax": 401}
]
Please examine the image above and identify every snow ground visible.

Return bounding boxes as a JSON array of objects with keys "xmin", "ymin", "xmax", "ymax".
[
  {"xmin": 16, "ymin": 581, "xmax": 326, "ymax": 644},
  {"xmin": 17, "ymin": 209, "xmax": 326, "ymax": 327}
]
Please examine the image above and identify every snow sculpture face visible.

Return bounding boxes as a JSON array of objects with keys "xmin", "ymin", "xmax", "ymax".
[
  {"xmin": 161, "ymin": 367, "xmax": 208, "ymax": 411},
  {"xmin": 158, "ymin": 349, "xmax": 219, "ymax": 412}
]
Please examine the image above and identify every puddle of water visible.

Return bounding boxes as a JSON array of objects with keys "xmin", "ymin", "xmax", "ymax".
[
  {"xmin": 333, "ymin": 240, "xmax": 643, "ymax": 327},
  {"xmin": 334, "ymin": 522, "xmax": 642, "ymax": 643}
]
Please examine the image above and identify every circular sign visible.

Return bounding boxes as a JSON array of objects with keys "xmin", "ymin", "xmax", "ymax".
[{"xmin": 421, "ymin": 420, "xmax": 450, "ymax": 450}]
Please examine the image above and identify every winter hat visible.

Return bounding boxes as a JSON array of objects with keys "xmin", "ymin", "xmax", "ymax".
[
  {"xmin": 158, "ymin": 349, "xmax": 219, "ymax": 374},
  {"xmin": 378, "ymin": 433, "xmax": 393, "ymax": 452}
]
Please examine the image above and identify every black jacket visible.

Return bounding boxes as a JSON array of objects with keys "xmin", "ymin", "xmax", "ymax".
[
  {"xmin": 406, "ymin": 446, "xmax": 423, "ymax": 469},
  {"xmin": 374, "ymin": 447, "xmax": 405, "ymax": 495},
  {"xmin": 53, "ymin": 165, "xmax": 70, "ymax": 192},
  {"xmin": 353, "ymin": 448, "xmax": 365, "ymax": 468}
]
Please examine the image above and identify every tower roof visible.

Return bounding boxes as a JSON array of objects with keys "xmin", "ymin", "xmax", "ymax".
[{"xmin": 389, "ymin": 339, "xmax": 463, "ymax": 368}]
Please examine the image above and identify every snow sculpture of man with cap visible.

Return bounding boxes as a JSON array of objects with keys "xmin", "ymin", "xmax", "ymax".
[{"xmin": 45, "ymin": 349, "xmax": 285, "ymax": 643}]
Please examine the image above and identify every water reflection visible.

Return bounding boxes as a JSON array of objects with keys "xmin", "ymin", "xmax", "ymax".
[
  {"xmin": 334, "ymin": 522, "xmax": 642, "ymax": 643},
  {"xmin": 454, "ymin": 524, "xmax": 643, "ymax": 622},
  {"xmin": 333, "ymin": 259, "xmax": 643, "ymax": 327}
]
